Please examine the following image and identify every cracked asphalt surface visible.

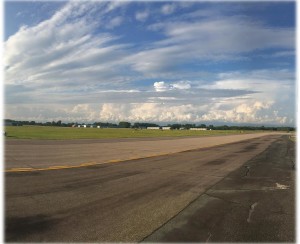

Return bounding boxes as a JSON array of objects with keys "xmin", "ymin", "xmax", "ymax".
[
  {"xmin": 145, "ymin": 135, "xmax": 295, "ymax": 242},
  {"xmin": 5, "ymin": 134, "xmax": 294, "ymax": 242}
]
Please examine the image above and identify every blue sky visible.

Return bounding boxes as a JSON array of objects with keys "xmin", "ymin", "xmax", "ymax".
[{"xmin": 4, "ymin": 1, "xmax": 295, "ymax": 125}]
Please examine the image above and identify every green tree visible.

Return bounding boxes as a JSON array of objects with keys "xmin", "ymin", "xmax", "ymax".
[
  {"xmin": 119, "ymin": 121, "xmax": 131, "ymax": 128},
  {"xmin": 207, "ymin": 125, "xmax": 214, "ymax": 130}
]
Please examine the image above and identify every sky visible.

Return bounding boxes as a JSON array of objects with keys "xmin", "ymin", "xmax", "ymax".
[{"xmin": 4, "ymin": 1, "xmax": 296, "ymax": 126}]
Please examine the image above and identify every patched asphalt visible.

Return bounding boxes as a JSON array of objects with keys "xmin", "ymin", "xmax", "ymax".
[{"xmin": 144, "ymin": 135, "xmax": 295, "ymax": 242}]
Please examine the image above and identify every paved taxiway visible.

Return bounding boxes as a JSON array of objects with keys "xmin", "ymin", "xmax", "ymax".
[
  {"xmin": 6, "ymin": 132, "xmax": 280, "ymax": 170},
  {"xmin": 5, "ymin": 134, "xmax": 294, "ymax": 242}
]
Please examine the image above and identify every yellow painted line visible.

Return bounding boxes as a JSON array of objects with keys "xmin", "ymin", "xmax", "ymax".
[
  {"xmin": 46, "ymin": 166, "xmax": 73, "ymax": 170},
  {"xmin": 10, "ymin": 167, "xmax": 34, "ymax": 170},
  {"xmin": 79, "ymin": 162, "xmax": 97, "ymax": 166},
  {"xmin": 107, "ymin": 159, "xmax": 123, "ymax": 163},
  {"xmin": 6, "ymin": 168, "xmax": 34, "ymax": 172},
  {"xmin": 5, "ymin": 136, "xmax": 269, "ymax": 173},
  {"xmin": 6, "ymin": 150, "xmax": 212, "ymax": 173},
  {"xmin": 36, "ymin": 165, "xmax": 86, "ymax": 171}
]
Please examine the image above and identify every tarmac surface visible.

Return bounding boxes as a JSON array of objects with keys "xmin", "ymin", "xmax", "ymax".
[
  {"xmin": 144, "ymin": 135, "xmax": 295, "ymax": 242},
  {"xmin": 5, "ymin": 132, "xmax": 280, "ymax": 170},
  {"xmin": 5, "ymin": 134, "xmax": 295, "ymax": 242}
]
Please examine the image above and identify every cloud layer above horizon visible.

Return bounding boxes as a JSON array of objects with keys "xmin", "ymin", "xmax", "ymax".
[{"xmin": 4, "ymin": 1, "xmax": 295, "ymax": 125}]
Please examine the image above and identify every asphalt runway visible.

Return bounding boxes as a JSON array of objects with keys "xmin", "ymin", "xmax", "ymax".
[
  {"xmin": 145, "ymin": 135, "xmax": 295, "ymax": 242},
  {"xmin": 5, "ymin": 134, "xmax": 294, "ymax": 242},
  {"xmin": 5, "ymin": 132, "xmax": 280, "ymax": 170}
]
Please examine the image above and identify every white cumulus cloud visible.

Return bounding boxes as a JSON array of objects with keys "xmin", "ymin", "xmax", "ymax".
[
  {"xmin": 153, "ymin": 81, "xmax": 170, "ymax": 92},
  {"xmin": 4, "ymin": 2, "xmax": 295, "ymax": 126},
  {"xmin": 135, "ymin": 10, "xmax": 149, "ymax": 22},
  {"xmin": 154, "ymin": 80, "xmax": 191, "ymax": 92}
]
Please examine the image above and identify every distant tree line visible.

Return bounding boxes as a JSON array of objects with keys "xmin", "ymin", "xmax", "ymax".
[
  {"xmin": 93, "ymin": 122, "xmax": 118, "ymax": 128},
  {"xmin": 4, "ymin": 119, "xmax": 295, "ymax": 131},
  {"xmin": 132, "ymin": 122, "xmax": 160, "ymax": 128}
]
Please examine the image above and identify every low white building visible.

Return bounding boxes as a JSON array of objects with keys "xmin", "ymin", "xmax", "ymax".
[
  {"xmin": 147, "ymin": 127, "xmax": 160, "ymax": 130},
  {"xmin": 78, "ymin": 125, "xmax": 81, "ymax": 128},
  {"xmin": 190, "ymin": 128, "xmax": 207, "ymax": 131},
  {"xmin": 97, "ymin": 126, "xmax": 101, "ymax": 128},
  {"xmin": 161, "ymin": 127, "xmax": 171, "ymax": 130},
  {"xmin": 83, "ymin": 125, "xmax": 87, "ymax": 128}
]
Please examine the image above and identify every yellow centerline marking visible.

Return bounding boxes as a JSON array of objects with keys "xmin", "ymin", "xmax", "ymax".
[
  {"xmin": 79, "ymin": 162, "xmax": 97, "ymax": 166},
  {"xmin": 10, "ymin": 167, "xmax": 34, "ymax": 170}
]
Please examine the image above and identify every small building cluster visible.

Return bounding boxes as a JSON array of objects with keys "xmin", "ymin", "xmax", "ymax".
[
  {"xmin": 73, "ymin": 125, "xmax": 209, "ymax": 131},
  {"xmin": 147, "ymin": 127, "xmax": 160, "ymax": 130},
  {"xmin": 75, "ymin": 124, "xmax": 101, "ymax": 128},
  {"xmin": 146, "ymin": 126, "xmax": 171, "ymax": 130},
  {"xmin": 146, "ymin": 126, "xmax": 207, "ymax": 130}
]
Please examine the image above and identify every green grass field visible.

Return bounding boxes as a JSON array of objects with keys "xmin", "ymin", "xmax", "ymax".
[{"xmin": 4, "ymin": 126, "xmax": 264, "ymax": 140}]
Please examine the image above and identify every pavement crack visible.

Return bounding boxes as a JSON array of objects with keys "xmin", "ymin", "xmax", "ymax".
[
  {"xmin": 206, "ymin": 232, "xmax": 212, "ymax": 242},
  {"xmin": 291, "ymin": 159, "xmax": 295, "ymax": 170},
  {"xmin": 247, "ymin": 202, "xmax": 258, "ymax": 223},
  {"xmin": 244, "ymin": 165, "xmax": 250, "ymax": 177},
  {"xmin": 140, "ymin": 168, "xmax": 233, "ymax": 242},
  {"xmin": 204, "ymin": 193, "xmax": 244, "ymax": 206}
]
